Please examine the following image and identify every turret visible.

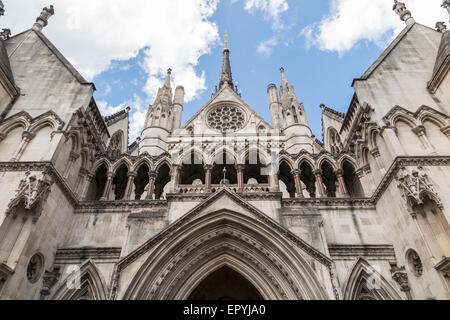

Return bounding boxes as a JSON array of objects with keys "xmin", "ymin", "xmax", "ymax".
[
  {"xmin": 139, "ymin": 69, "xmax": 181, "ymax": 156},
  {"xmin": 279, "ymin": 67, "xmax": 309, "ymax": 127},
  {"xmin": 267, "ymin": 83, "xmax": 281, "ymax": 129},
  {"xmin": 274, "ymin": 67, "xmax": 314, "ymax": 154},
  {"xmin": 173, "ymin": 85, "xmax": 185, "ymax": 130}
]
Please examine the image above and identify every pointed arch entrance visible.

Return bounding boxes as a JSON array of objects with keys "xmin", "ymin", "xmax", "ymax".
[
  {"xmin": 188, "ymin": 266, "xmax": 263, "ymax": 300},
  {"xmin": 119, "ymin": 190, "xmax": 333, "ymax": 300}
]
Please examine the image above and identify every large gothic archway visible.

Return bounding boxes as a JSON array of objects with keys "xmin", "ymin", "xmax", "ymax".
[
  {"xmin": 188, "ymin": 266, "xmax": 263, "ymax": 300},
  {"xmin": 119, "ymin": 190, "xmax": 333, "ymax": 300}
]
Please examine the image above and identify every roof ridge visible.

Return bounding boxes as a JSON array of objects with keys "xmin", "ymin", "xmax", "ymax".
[
  {"xmin": 104, "ymin": 107, "xmax": 130, "ymax": 125},
  {"xmin": 321, "ymin": 104, "xmax": 346, "ymax": 119}
]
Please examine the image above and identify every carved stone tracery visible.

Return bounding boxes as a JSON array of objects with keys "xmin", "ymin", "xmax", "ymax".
[
  {"xmin": 395, "ymin": 166, "xmax": 443, "ymax": 215},
  {"xmin": 6, "ymin": 170, "xmax": 54, "ymax": 223}
]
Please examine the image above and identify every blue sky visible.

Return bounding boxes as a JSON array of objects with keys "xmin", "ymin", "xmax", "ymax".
[{"xmin": 3, "ymin": 0, "xmax": 448, "ymax": 141}]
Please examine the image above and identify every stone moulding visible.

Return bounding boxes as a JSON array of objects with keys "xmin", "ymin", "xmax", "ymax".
[
  {"xmin": 54, "ymin": 247, "xmax": 122, "ymax": 265},
  {"xmin": 0, "ymin": 162, "xmax": 78, "ymax": 206},
  {"xmin": 108, "ymin": 188, "xmax": 337, "ymax": 300},
  {"xmin": 435, "ymin": 257, "xmax": 450, "ymax": 279},
  {"xmin": 0, "ymin": 157, "xmax": 449, "ymax": 215},
  {"xmin": 328, "ymin": 245, "xmax": 396, "ymax": 261}
]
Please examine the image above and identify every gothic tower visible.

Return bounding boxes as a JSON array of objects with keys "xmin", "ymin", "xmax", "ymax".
[
  {"xmin": 267, "ymin": 68, "xmax": 314, "ymax": 153},
  {"xmin": 139, "ymin": 69, "xmax": 185, "ymax": 156}
]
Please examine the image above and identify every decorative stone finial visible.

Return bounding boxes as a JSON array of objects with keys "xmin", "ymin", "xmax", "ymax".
[
  {"xmin": 224, "ymin": 31, "xmax": 229, "ymax": 51},
  {"xmin": 393, "ymin": 0, "xmax": 414, "ymax": 25},
  {"xmin": 33, "ymin": 5, "xmax": 55, "ymax": 31},
  {"xmin": 0, "ymin": 28, "xmax": 10, "ymax": 40},
  {"xmin": 0, "ymin": 1, "xmax": 5, "ymax": 16},
  {"xmin": 443, "ymin": 1, "xmax": 450, "ymax": 21},
  {"xmin": 436, "ymin": 21, "xmax": 447, "ymax": 32},
  {"xmin": 163, "ymin": 68, "xmax": 172, "ymax": 88}
]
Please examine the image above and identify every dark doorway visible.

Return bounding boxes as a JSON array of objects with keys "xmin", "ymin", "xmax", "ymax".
[{"xmin": 188, "ymin": 267, "xmax": 263, "ymax": 300}]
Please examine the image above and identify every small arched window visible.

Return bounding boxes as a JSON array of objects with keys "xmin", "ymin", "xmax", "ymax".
[{"xmin": 292, "ymin": 106, "xmax": 299, "ymax": 124}]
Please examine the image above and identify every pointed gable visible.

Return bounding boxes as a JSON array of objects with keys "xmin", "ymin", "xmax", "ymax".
[
  {"xmin": 181, "ymin": 86, "xmax": 272, "ymax": 135},
  {"xmin": 4, "ymin": 29, "xmax": 95, "ymax": 123}
]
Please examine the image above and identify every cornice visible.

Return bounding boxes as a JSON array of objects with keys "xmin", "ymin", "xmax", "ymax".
[
  {"xmin": 75, "ymin": 200, "xmax": 168, "ymax": 214},
  {"xmin": 328, "ymin": 244, "xmax": 396, "ymax": 261},
  {"xmin": 282, "ymin": 197, "xmax": 374, "ymax": 209},
  {"xmin": 54, "ymin": 247, "xmax": 122, "ymax": 264}
]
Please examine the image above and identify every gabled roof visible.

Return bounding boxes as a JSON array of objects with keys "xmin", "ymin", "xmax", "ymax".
[
  {"xmin": 0, "ymin": 39, "xmax": 15, "ymax": 87},
  {"xmin": 352, "ymin": 23, "xmax": 416, "ymax": 85},
  {"xmin": 5, "ymin": 29, "xmax": 95, "ymax": 89},
  {"xmin": 428, "ymin": 31, "xmax": 450, "ymax": 93}
]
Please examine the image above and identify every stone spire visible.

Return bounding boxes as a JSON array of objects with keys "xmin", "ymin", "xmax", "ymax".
[
  {"xmin": 33, "ymin": 5, "xmax": 55, "ymax": 31},
  {"xmin": 164, "ymin": 68, "xmax": 172, "ymax": 88},
  {"xmin": 219, "ymin": 32, "xmax": 234, "ymax": 90},
  {"xmin": 393, "ymin": 1, "xmax": 415, "ymax": 25},
  {"xmin": 280, "ymin": 67, "xmax": 288, "ymax": 86}
]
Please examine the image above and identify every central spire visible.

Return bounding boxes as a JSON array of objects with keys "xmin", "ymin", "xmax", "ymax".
[{"xmin": 219, "ymin": 32, "xmax": 234, "ymax": 90}]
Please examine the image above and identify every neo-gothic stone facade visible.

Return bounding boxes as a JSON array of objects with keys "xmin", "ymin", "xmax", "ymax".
[{"xmin": 0, "ymin": 3, "xmax": 449, "ymax": 300}]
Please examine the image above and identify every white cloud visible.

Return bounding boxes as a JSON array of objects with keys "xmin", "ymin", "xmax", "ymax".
[
  {"xmin": 2, "ymin": 0, "xmax": 220, "ymax": 103},
  {"xmin": 257, "ymin": 37, "xmax": 278, "ymax": 57},
  {"xmin": 302, "ymin": 0, "xmax": 448, "ymax": 55},
  {"xmin": 233, "ymin": 0, "xmax": 289, "ymax": 29}
]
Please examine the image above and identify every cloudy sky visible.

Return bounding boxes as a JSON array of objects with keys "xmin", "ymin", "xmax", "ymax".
[{"xmin": 1, "ymin": 0, "xmax": 448, "ymax": 141}]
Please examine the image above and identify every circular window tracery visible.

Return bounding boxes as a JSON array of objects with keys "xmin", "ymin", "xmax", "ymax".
[
  {"xmin": 207, "ymin": 106, "xmax": 246, "ymax": 134},
  {"xmin": 27, "ymin": 253, "xmax": 44, "ymax": 283}
]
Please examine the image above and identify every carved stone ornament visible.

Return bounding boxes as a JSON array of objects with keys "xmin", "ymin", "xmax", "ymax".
[
  {"xmin": 6, "ymin": 170, "xmax": 54, "ymax": 223},
  {"xmin": 390, "ymin": 266, "xmax": 410, "ymax": 292},
  {"xmin": 40, "ymin": 268, "xmax": 61, "ymax": 296},
  {"xmin": 395, "ymin": 166, "xmax": 443, "ymax": 215},
  {"xmin": 407, "ymin": 250, "xmax": 423, "ymax": 277}
]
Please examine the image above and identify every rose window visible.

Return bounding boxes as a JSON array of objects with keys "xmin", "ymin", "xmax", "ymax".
[{"xmin": 207, "ymin": 106, "xmax": 246, "ymax": 133}]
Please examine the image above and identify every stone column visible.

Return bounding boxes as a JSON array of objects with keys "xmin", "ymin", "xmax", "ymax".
[
  {"xmin": 146, "ymin": 171, "xmax": 157, "ymax": 200},
  {"xmin": 292, "ymin": 170, "xmax": 304, "ymax": 198},
  {"xmin": 63, "ymin": 151, "xmax": 80, "ymax": 179},
  {"xmin": 370, "ymin": 147, "xmax": 386, "ymax": 175},
  {"xmin": 124, "ymin": 171, "xmax": 137, "ymax": 200},
  {"xmin": 81, "ymin": 173, "xmax": 94, "ymax": 200},
  {"xmin": 100, "ymin": 172, "xmax": 115, "ymax": 201},
  {"xmin": 313, "ymin": 169, "xmax": 326, "ymax": 197},
  {"xmin": 236, "ymin": 164, "xmax": 245, "ymax": 192},
  {"xmin": 10, "ymin": 131, "xmax": 35, "ymax": 161},
  {"xmin": 413, "ymin": 126, "xmax": 436, "ymax": 155},
  {"xmin": 75, "ymin": 168, "xmax": 88, "ymax": 195},
  {"xmin": 381, "ymin": 127, "xmax": 405, "ymax": 159},
  {"xmin": 204, "ymin": 165, "xmax": 213, "ymax": 191},
  {"xmin": 268, "ymin": 172, "xmax": 280, "ymax": 192},
  {"xmin": 170, "ymin": 165, "xmax": 181, "ymax": 193},
  {"xmin": 335, "ymin": 169, "xmax": 349, "ymax": 197}
]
